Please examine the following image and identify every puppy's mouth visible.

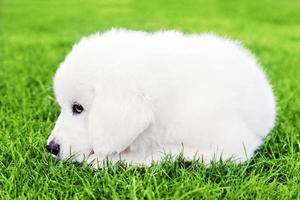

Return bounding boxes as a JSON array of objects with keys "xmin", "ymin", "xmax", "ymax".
[
  {"xmin": 88, "ymin": 149, "xmax": 95, "ymax": 156},
  {"xmin": 52, "ymin": 153, "xmax": 61, "ymax": 160},
  {"xmin": 68, "ymin": 149, "xmax": 95, "ymax": 161},
  {"xmin": 50, "ymin": 148, "xmax": 95, "ymax": 164}
]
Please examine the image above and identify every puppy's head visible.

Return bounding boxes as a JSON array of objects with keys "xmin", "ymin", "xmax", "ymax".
[
  {"xmin": 46, "ymin": 32, "xmax": 153, "ymax": 163},
  {"xmin": 46, "ymin": 55, "xmax": 98, "ymax": 162}
]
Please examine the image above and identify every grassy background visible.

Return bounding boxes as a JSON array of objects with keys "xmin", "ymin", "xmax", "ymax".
[{"xmin": 1, "ymin": 0, "xmax": 300, "ymax": 199}]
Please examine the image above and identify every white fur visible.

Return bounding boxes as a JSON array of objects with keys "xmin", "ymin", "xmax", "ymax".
[{"xmin": 47, "ymin": 29, "xmax": 276, "ymax": 167}]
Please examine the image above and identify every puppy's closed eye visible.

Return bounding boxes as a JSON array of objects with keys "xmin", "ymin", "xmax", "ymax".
[{"xmin": 72, "ymin": 103, "xmax": 84, "ymax": 114}]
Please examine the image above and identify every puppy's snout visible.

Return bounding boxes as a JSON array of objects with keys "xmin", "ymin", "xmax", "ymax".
[{"xmin": 46, "ymin": 140, "xmax": 60, "ymax": 156}]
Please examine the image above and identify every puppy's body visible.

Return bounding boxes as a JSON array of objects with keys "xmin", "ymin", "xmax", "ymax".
[{"xmin": 48, "ymin": 29, "xmax": 276, "ymax": 166}]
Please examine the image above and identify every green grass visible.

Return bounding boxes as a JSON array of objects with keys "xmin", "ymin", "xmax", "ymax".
[{"xmin": 1, "ymin": 0, "xmax": 300, "ymax": 199}]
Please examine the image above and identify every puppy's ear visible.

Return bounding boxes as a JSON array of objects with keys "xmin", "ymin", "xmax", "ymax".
[{"xmin": 88, "ymin": 84, "xmax": 154, "ymax": 156}]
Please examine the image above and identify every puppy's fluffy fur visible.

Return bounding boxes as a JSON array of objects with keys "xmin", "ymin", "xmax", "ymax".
[{"xmin": 47, "ymin": 29, "xmax": 276, "ymax": 167}]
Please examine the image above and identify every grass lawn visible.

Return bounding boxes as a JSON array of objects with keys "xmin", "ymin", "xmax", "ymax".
[{"xmin": 1, "ymin": 0, "xmax": 300, "ymax": 199}]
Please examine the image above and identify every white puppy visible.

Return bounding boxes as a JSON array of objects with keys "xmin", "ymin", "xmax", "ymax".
[{"xmin": 46, "ymin": 29, "xmax": 276, "ymax": 167}]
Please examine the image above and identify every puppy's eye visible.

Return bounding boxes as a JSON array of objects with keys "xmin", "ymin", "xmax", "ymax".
[{"xmin": 72, "ymin": 103, "xmax": 84, "ymax": 114}]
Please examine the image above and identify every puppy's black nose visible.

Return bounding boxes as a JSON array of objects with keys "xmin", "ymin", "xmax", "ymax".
[{"xmin": 46, "ymin": 140, "xmax": 60, "ymax": 156}]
